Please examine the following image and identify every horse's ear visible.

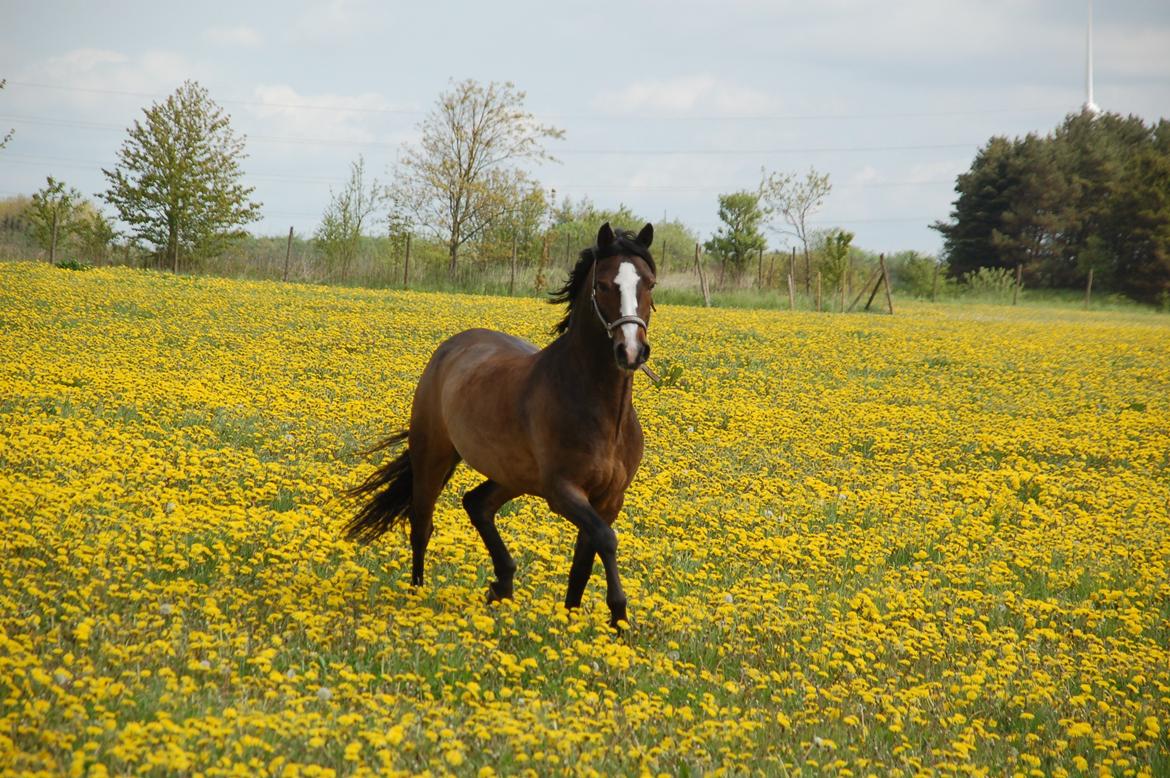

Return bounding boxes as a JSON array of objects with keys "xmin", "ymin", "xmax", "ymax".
[
  {"xmin": 597, "ymin": 222, "xmax": 615, "ymax": 249},
  {"xmin": 636, "ymin": 223, "xmax": 654, "ymax": 248}
]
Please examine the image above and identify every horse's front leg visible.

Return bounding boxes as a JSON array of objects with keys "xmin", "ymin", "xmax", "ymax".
[{"xmin": 549, "ymin": 484, "xmax": 628, "ymax": 628}]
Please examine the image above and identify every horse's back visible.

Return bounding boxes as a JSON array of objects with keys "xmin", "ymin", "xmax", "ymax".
[
  {"xmin": 439, "ymin": 328, "xmax": 539, "ymax": 359},
  {"xmin": 413, "ymin": 329, "xmax": 542, "ymax": 490}
]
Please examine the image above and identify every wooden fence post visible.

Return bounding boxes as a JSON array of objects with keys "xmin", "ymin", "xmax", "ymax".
[
  {"xmin": 788, "ymin": 249, "xmax": 796, "ymax": 305},
  {"xmin": 880, "ymin": 253, "xmax": 895, "ymax": 315},
  {"xmin": 49, "ymin": 210, "xmax": 58, "ymax": 264},
  {"xmin": 1085, "ymin": 267, "xmax": 1093, "ymax": 309},
  {"xmin": 1013, "ymin": 263, "xmax": 1022, "ymax": 305},
  {"xmin": 757, "ymin": 246, "xmax": 763, "ymax": 288},
  {"xmin": 509, "ymin": 230, "xmax": 517, "ymax": 296},
  {"xmin": 816, "ymin": 272, "xmax": 822, "ymax": 312},
  {"xmin": 283, "ymin": 226, "xmax": 293, "ymax": 282},
  {"xmin": 931, "ymin": 262, "xmax": 940, "ymax": 302},
  {"xmin": 694, "ymin": 242, "xmax": 711, "ymax": 307},
  {"xmin": 403, "ymin": 233, "xmax": 411, "ymax": 289},
  {"xmin": 853, "ymin": 267, "xmax": 883, "ymax": 312}
]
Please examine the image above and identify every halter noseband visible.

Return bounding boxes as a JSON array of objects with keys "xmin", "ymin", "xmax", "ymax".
[{"xmin": 590, "ymin": 257, "xmax": 649, "ymax": 339}]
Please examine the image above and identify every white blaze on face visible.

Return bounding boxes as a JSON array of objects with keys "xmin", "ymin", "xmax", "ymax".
[{"xmin": 614, "ymin": 261, "xmax": 642, "ymax": 364}]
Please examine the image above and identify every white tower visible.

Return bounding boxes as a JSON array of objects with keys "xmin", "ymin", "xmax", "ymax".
[{"xmin": 1084, "ymin": 0, "xmax": 1102, "ymax": 115}]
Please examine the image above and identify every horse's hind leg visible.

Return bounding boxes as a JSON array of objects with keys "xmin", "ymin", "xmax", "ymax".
[
  {"xmin": 463, "ymin": 480, "xmax": 519, "ymax": 601},
  {"xmin": 407, "ymin": 430, "xmax": 459, "ymax": 587},
  {"xmin": 564, "ymin": 530, "xmax": 595, "ymax": 609}
]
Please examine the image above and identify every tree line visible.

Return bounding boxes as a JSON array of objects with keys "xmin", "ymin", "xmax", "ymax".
[
  {"xmin": 0, "ymin": 77, "xmax": 836, "ymax": 295},
  {"xmin": 4, "ymin": 76, "xmax": 1167, "ymax": 308},
  {"xmin": 934, "ymin": 110, "xmax": 1170, "ymax": 306}
]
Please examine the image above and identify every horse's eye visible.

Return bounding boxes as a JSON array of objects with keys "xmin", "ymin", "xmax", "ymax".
[{"xmin": 598, "ymin": 282, "xmax": 614, "ymax": 293}]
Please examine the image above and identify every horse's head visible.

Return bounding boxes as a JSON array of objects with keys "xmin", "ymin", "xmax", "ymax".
[{"xmin": 590, "ymin": 222, "xmax": 656, "ymax": 372}]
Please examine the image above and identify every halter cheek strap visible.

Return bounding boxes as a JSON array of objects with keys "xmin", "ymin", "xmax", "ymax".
[{"xmin": 591, "ymin": 259, "xmax": 648, "ymax": 339}]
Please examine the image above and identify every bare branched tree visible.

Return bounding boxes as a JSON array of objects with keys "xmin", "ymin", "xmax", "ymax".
[
  {"xmin": 390, "ymin": 79, "xmax": 563, "ymax": 280},
  {"xmin": 0, "ymin": 79, "xmax": 14, "ymax": 151},
  {"xmin": 760, "ymin": 167, "xmax": 832, "ymax": 293}
]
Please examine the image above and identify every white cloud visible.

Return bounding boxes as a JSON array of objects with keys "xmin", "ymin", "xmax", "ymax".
[
  {"xmin": 245, "ymin": 84, "xmax": 399, "ymax": 147},
  {"xmin": 43, "ymin": 48, "xmax": 129, "ymax": 72},
  {"xmin": 205, "ymin": 25, "xmax": 262, "ymax": 48},
  {"xmin": 291, "ymin": 0, "xmax": 372, "ymax": 45},
  {"xmin": 595, "ymin": 75, "xmax": 780, "ymax": 117},
  {"xmin": 15, "ymin": 48, "xmax": 204, "ymax": 117}
]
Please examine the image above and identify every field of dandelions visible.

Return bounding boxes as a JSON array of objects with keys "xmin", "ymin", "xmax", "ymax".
[{"xmin": 1, "ymin": 261, "xmax": 1167, "ymax": 777}]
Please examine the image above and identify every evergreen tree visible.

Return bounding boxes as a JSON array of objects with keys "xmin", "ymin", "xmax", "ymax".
[
  {"xmin": 1105, "ymin": 120, "xmax": 1170, "ymax": 305},
  {"xmin": 934, "ymin": 136, "xmax": 1017, "ymax": 279},
  {"xmin": 935, "ymin": 109, "xmax": 1170, "ymax": 304}
]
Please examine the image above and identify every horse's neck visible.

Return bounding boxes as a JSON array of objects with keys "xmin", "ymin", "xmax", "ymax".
[{"xmin": 550, "ymin": 320, "xmax": 634, "ymax": 424}]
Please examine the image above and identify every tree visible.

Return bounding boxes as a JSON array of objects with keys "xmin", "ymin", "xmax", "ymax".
[
  {"xmin": 473, "ymin": 183, "xmax": 548, "ymax": 274},
  {"xmin": 704, "ymin": 191, "xmax": 766, "ymax": 284},
  {"xmin": 1103, "ymin": 121, "xmax": 1170, "ymax": 305},
  {"xmin": 101, "ymin": 80, "xmax": 261, "ymax": 273},
  {"xmin": 760, "ymin": 166, "xmax": 831, "ymax": 293},
  {"xmin": 547, "ymin": 196, "xmax": 700, "ymax": 274},
  {"xmin": 390, "ymin": 79, "xmax": 563, "ymax": 280},
  {"xmin": 934, "ymin": 109, "xmax": 1170, "ymax": 301},
  {"xmin": 29, "ymin": 177, "xmax": 83, "ymax": 263},
  {"xmin": 74, "ymin": 207, "xmax": 118, "ymax": 265},
  {"xmin": 1051, "ymin": 110, "xmax": 1152, "ymax": 288},
  {"xmin": 886, "ymin": 250, "xmax": 942, "ymax": 298},
  {"xmin": 818, "ymin": 229, "xmax": 854, "ymax": 292},
  {"xmin": 0, "ymin": 79, "xmax": 13, "ymax": 151},
  {"xmin": 316, "ymin": 156, "xmax": 386, "ymax": 281}
]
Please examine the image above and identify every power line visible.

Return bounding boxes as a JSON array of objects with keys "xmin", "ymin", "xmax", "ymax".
[
  {"xmin": 4, "ymin": 80, "xmax": 1069, "ymax": 122},
  {"xmin": 5, "ymin": 81, "xmax": 418, "ymax": 116},
  {"xmin": 555, "ymin": 143, "xmax": 976, "ymax": 156},
  {"xmin": 0, "ymin": 113, "xmax": 981, "ymax": 156},
  {"xmin": 2, "ymin": 152, "xmax": 958, "ymax": 191}
]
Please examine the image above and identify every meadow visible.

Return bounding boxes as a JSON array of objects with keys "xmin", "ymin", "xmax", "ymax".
[{"xmin": 1, "ymin": 261, "xmax": 1167, "ymax": 777}]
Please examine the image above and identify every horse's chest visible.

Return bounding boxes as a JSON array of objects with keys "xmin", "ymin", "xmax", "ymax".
[{"xmin": 588, "ymin": 433, "xmax": 642, "ymax": 492}]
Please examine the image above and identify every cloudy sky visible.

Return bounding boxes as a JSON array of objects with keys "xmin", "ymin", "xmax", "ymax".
[{"xmin": 2, "ymin": 0, "xmax": 1168, "ymax": 254}]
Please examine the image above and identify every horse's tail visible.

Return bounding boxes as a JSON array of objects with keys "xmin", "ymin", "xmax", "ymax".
[{"xmin": 344, "ymin": 430, "xmax": 412, "ymax": 544}]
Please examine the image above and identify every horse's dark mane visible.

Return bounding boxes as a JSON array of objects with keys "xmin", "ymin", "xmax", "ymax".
[{"xmin": 549, "ymin": 230, "xmax": 656, "ymax": 335}]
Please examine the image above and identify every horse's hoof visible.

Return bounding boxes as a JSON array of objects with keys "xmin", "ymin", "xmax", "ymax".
[
  {"xmin": 486, "ymin": 581, "xmax": 512, "ymax": 603},
  {"xmin": 608, "ymin": 605, "xmax": 629, "ymax": 632}
]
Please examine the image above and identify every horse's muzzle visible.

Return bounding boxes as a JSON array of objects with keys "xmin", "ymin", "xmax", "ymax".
[{"xmin": 614, "ymin": 339, "xmax": 650, "ymax": 372}]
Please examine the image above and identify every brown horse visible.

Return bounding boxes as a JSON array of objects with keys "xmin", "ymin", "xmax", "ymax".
[{"xmin": 346, "ymin": 222, "xmax": 656, "ymax": 627}]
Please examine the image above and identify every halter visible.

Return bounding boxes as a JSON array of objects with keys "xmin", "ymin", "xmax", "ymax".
[{"xmin": 590, "ymin": 257, "xmax": 649, "ymax": 339}]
